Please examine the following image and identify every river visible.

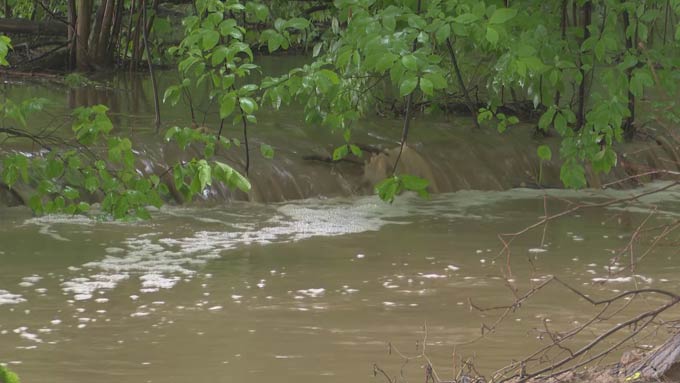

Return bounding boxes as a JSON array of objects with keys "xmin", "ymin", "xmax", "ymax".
[
  {"xmin": 1, "ymin": 62, "xmax": 680, "ymax": 382},
  {"xmin": 2, "ymin": 184, "xmax": 680, "ymax": 382}
]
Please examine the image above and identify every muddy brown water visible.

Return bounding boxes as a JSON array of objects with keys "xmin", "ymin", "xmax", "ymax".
[
  {"xmin": 1, "ymin": 60, "xmax": 680, "ymax": 382},
  {"xmin": 1, "ymin": 185, "xmax": 680, "ymax": 382}
]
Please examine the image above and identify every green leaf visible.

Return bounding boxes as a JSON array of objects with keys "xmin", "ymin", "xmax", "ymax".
[
  {"xmin": 67, "ymin": 155, "xmax": 81, "ymax": 170},
  {"xmin": 424, "ymin": 72, "xmax": 448, "ymax": 89},
  {"xmin": 399, "ymin": 76, "xmax": 418, "ymax": 97},
  {"xmin": 202, "ymin": 29, "xmax": 220, "ymax": 50},
  {"xmin": 419, "ymin": 77, "xmax": 434, "ymax": 96},
  {"xmin": 401, "ymin": 54, "xmax": 418, "ymax": 71},
  {"xmin": 560, "ymin": 160, "xmax": 587, "ymax": 189},
  {"xmin": 28, "ymin": 194, "xmax": 43, "ymax": 213},
  {"xmin": 383, "ymin": 15, "xmax": 396, "ymax": 31},
  {"xmin": 538, "ymin": 107, "xmax": 557, "ymax": 131},
  {"xmin": 554, "ymin": 112, "xmax": 567, "ymax": 134},
  {"xmin": 46, "ymin": 159, "xmax": 64, "ymax": 178},
  {"xmin": 489, "ymin": 8, "xmax": 517, "ymax": 24},
  {"xmin": 0, "ymin": 364, "xmax": 21, "ymax": 383},
  {"xmin": 436, "ymin": 24, "xmax": 451, "ymax": 42},
  {"xmin": 485, "ymin": 26, "xmax": 499, "ymax": 44},
  {"xmin": 630, "ymin": 70, "xmax": 654, "ymax": 98},
  {"xmin": 197, "ymin": 159, "xmax": 212, "ymax": 190},
  {"xmin": 312, "ymin": 42, "xmax": 322, "ymax": 57},
  {"xmin": 375, "ymin": 176, "xmax": 400, "ymax": 203},
  {"xmin": 220, "ymin": 93, "xmax": 237, "ymax": 119},
  {"xmin": 260, "ymin": 143, "xmax": 274, "ymax": 159},
  {"xmin": 594, "ymin": 39, "xmax": 605, "ymax": 61},
  {"xmin": 163, "ymin": 86, "xmax": 181, "ymax": 105},
  {"xmin": 537, "ymin": 145, "xmax": 552, "ymax": 161},
  {"xmin": 62, "ymin": 186, "xmax": 80, "ymax": 200},
  {"xmin": 407, "ymin": 14, "xmax": 426, "ymax": 29},
  {"xmin": 349, "ymin": 144, "xmax": 362, "ymax": 157},
  {"xmin": 84, "ymin": 176, "xmax": 99, "ymax": 193},
  {"xmin": 211, "ymin": 46, "xmax": 229, "ymax": 66},
  {"xmin": 266, "ymin": 32, "xmax": 282, "ymax": 52},
  {"xmin": 453, "ymin": 13, "xmax": 478, "ymax": 24},
  {"xmin": 239, "ymin": 97, "xmax": 258, "ymax": 114},
  {"xmin": 252, "ymin": 3, "xmax": 269, "ymax": 21},
  {"xmin": 375, "ymin": 53, "xmax": 398, "ymax": 72},
  {"xmin": 76, "ymin": 201, "xmax": 90, "ymax": 213},
  {"xmin": 213, "ymin": 161, "xmax": 251, "ymax": 193},
  {"xmin": 592, "ymin": 147, "xmax": 617, "ymax": 173},
  {"xmin": 400, "ymin": 174, "xmax": 429, "ymax": 191},
  {"xmin": 332, "ymin": 145, "xmax": 349, "ymax": 161},
  {"xmin": 317, "ymin": 69, "xmax": 340, "ymax": 85},
  {"xmin": 283, "ymin": 17, "xmax": 310, "ymax": 30}
]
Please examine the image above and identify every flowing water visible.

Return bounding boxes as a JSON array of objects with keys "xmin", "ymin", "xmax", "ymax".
[
  {"xmin": 1, "ymin": 61, "xmax": 680, "ymax": 382},
  {"xmin": 1, "ymin": 184, "xmax": 680, "ymax": 382}
]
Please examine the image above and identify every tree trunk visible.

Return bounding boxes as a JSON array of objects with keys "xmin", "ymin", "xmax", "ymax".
[
  {"xmin": 75, "ymin": 0, "xmax": 93, "ymax": 70},
  {"xmin": 130, "ymin": 8, "xmax": 143, "ymax": 69},
  {"xmin": 108, "ymin": 0, "xmax": 124, "ymax": 57},
  {"xmin": 67, "ymin": 0, "xmax": 77, "ymax": 69},
  {"xmin": 143, "ymin": 0, "xmax": 160, "ymax": 42},
  {"xmin": 123, "ymin": 0, "xmax": 136, "ymax": 62},
  {"xmin": 94, "ymin": 0, "xmax": 116, "ymax": 65},
  {"xmin": 90, "ymin": 0, "xmax": 106, "ymax": 50}
]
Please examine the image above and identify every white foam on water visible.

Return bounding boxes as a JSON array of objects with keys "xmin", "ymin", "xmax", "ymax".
[
  {"xmin": 12, "ymin": 181, "xmax": 678, "ymax": 310},
  {"xmin": 297, "ymin": 288, "xmax": 325, "ymax": 298},
  {"xmin": 0, "ymin": 290, "xmax": 25, "ymax": 306},
  {"xmin": 420, "ymin": 273, "xmax": 447, "ymax": 279},
  {"xmin": 592, "ymin": 275, "xmax": 653, "ymax": 284}
]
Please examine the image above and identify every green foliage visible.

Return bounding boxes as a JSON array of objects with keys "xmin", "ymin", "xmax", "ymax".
[
  {"xmin": 375, "ymin": 175, "xmax": 429, "ymax": 203},
  {"xmin": 168, "ymin": 0, "xmax": 260, "ymax": 128},
  {"xmin": 0, "ymin": 98, "xmax": 50, "ymax": 127},
  {"xmin": 536, "ymin": 144, "xmax": 552, "ymax": 186},
  {"xmin": 260, "ymin": 143, "xmax": 274, "ymax": 159},
  {"xmin": 0, "ymin": 364, "xmax": 21, "ymax": 383},
  {"xmin": 256, "ymin": 0, "xmax": 680, "ymax": 192},
  {"xmin": 0, "ymin": 35, "xmax": 11, "ymax": 66},
  {"xmin": 64, "ymin": 73, "xmax": 91, "ymax": 88},
  {"xmin": 164, "ymin": 126, "xmax": 251, "ymax": 200},
  {"xmin": 478, "ymin": 108, "xmax": 519, "ymax": 133},
  {"xmin": 167, "ymin": 0, "xmax": 274, "ymax": 166},
  {"xmin": 72, "ymin": 105, "xmax": 113, "ymax": 145},
  {"xmin": 6, "ymin": 0, "xmax": 680, "ymax": 209},
  {"xmin": 537, "ymin": 145, "xmax": 552, "ymax": 162},
  {"xmin": 2, "ymin": 105, "xmax": 166, "ymax": 219},
  {"xmin": 0, "ymin": 102, "xmax": 254, "ymax": 219}
]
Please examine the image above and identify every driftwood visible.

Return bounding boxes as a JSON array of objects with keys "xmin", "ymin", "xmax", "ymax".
[
  {"xmin": 508, "ymin": 332, "xmax": 680, "ymax": 383},
  {"xmin": 0, "ymin": 18, "xmax": 67, "ymax": 37},
  {"xmin": 624, "ymin": 331, "xmax": 680, "ymax": 381}
]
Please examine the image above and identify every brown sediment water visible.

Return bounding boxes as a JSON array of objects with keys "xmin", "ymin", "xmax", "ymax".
[
  {"xmin": 1, "ymin": 184, "xmax": 680, "ymax": 382},
  {"xmin": 1, "ymin": 58, "xmax": 680, "ymax": 382}
]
